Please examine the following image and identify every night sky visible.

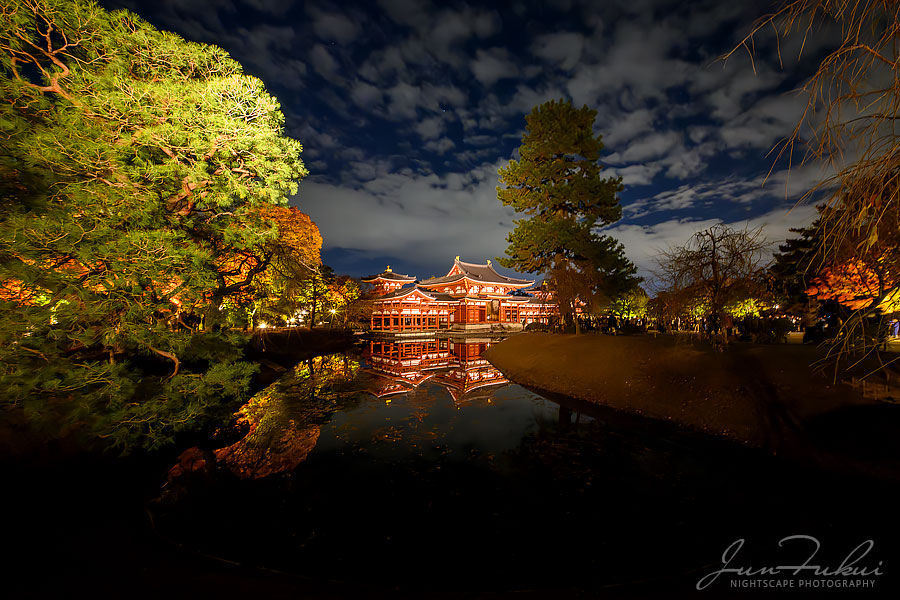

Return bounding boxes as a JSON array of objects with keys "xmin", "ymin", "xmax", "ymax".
[{"xmin": 102, "ymin": 0, "xmax": 836, "ymax": 281}]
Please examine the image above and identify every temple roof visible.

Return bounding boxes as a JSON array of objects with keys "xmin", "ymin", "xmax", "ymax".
[
  {"xmin": 418, "ymin": 257, "xmax": 533, "ymax": 287},
  {"xmin": 361, "ymin": 266, "xmax": 416, "ymax": 283},
  {"xmin": 377, "ymin": 285, "xmax": 457, "ymax": 302}
]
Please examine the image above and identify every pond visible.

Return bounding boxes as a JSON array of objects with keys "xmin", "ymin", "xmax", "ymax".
[{"xmin": 155, "ymin": 337, "xmax": 900, "ymax": 595}]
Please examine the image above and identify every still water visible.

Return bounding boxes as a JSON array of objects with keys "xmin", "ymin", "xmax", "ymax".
[{"xmin": 157, "ymin": 338, "xmax": 899, "ymax": 594}]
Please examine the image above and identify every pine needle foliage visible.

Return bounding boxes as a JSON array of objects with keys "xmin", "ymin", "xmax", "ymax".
[
  {"xmin": 0, "ymin": 0, "xmax": 308, "ymax": 452},
  {"xmin": 497, "ymin": 99, "xmax": 638, "ymax": 331}
]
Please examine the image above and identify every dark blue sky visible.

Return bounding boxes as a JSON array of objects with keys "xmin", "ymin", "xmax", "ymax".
[{"xmin": 104, "ymin": 0, "xmax": 835, "ymax": 281}]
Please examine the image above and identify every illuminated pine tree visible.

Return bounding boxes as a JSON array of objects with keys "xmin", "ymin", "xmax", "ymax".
[
  {"xmin": 0, "ymin": 0, "xmax": 307, "ymax": 451},
  {"xmin": 497, "ymin": 99, "xmax": 638, "ymax": 331}
]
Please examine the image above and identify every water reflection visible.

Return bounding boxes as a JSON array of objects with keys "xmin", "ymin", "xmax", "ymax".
[
  {"xmin": 214, "ymin": 354, "xmax": 360, "ymax": 479},
  {"xmin": 215, "ymin": 338, "xmax": 518, "ymax": 478},
  {"xmin": 165, "ymin": 343, "xmax": 900, "ymax": 593},
  {"xmin": 364, "ymin": 337, "xmax": 508, "ymax": 403}
]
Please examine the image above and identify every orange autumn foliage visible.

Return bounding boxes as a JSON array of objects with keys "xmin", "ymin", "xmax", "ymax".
[
  {"xmin": 214, "ymin": 205, "xmax": 322, "ymax": 294},
  {"xmin": 806, "ymin": 260, "xmax": 893, "ymax": 310},
  {"xmin": 3, "ymin": 206, "xmax": 322, "ymax": 316},
  {"xmin": 258, "ymin": 204, "xmax": 322, "ymax": 269}
]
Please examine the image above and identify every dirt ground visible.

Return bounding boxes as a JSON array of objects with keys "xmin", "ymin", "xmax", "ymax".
[{"xmin": 484, "ymin": 332, "xmax": 900, "ymax": 475}]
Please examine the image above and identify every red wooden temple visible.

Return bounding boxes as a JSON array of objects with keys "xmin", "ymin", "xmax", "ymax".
[
  {"xmin": 363, "ymin": 257, "xmax": 557, "ymax": 333},
  {"xmin": 359, "ymin": 265, "xmax": 416, "ymax": 296}
]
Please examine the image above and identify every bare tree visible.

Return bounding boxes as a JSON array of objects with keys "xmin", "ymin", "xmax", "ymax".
[{"xmin": 653, "ymin": 224, "xmax": 770, "ymax": 347}]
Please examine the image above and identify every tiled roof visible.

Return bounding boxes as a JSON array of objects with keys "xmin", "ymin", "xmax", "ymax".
[
  {"xmin": 361, "ymin": 267, "xmax": 416, "ymax": 282},
  {"xmin": 376, "ymin": 285, "xmax": 456, "ymax": 302},
  {"xmin": 457, "ymin": 259, "xmax": 532, "ymax": 284},
  {"xmin": 416, "ymin": 273, "xmax": 465, "ymax": 285},
  {"xmin": 418, "ymin": 258, "xmax": 533, "ymax": 287}
]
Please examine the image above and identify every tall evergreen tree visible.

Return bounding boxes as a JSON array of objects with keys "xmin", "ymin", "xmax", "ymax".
[
  {"xmin": 497, "ymin": 99, "xmax": 638, "ymax": 332},
  {"xmin": 770, "ymin": 213, "xmax": 824, "ymax": 313},
  {"xmin": 0, "ymin": 0, "xmax": 307, "ymax": 451}
]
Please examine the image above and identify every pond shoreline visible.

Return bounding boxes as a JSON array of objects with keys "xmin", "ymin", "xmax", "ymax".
[
  {"xmin": 246, "ymin": 328, "xmax": 360, "ymax": 390},
  {"xmin": 9, "ymin": 337, "xmax": 900, "ymax": 598},
  {"xmin": 483, "ymin": 332, "xmax": 900, "ymax": 478}
]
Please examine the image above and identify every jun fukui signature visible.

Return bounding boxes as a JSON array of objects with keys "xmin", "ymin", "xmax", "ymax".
[{"xmin": 696, "ymin": 535, "xmax": 884, "ymax": 591}]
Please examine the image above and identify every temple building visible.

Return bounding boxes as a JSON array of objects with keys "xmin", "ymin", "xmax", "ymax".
[
  {"xmin": 364, "ymin": 257, "xmax": 557, "ymax": 333},
  {"xmin": 360, "ymin": 266, "xmax": 416, "ymax": 296}
]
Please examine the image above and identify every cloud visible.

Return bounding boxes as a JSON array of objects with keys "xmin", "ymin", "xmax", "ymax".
[
  {"xmin": 650, "ymin": 185, "xmax": 699, "ymax": 211},
  {"xmin": 424, "ymin": 137, "xmax": 456, "ymax": 154},
  {"xmin": 430, "ymin": 11, "xmax": 473, "ymax": 48},
  {"xmin": 718, "ymin": 93, "xmax": 807, "ymax": 150},
  {"xmin": 357, "ymin": 46, "xmax": 409, "ymax": 82},
  {"xmin": 296, "ymin": 123, "xmax": 341, "ymax": 157},
  {"xmin": 385, "ymin": 82, "xmax": 421, "ymax": 119},
  {"xmin": 414, "ymin": 116, "xmax": 446, "ymax": 140},
  {"xmin": 309, "ymin": 44, "xmax": 340, "ymax": 77},
  {"xmin": 293, "ymin": 160, "xmax": 519, "ymax": 273},
  {"xmin": 432, "ymin": 6, "xmax": 499, "ymax": 44},
  {"xmin": 377, "ymin": 0, "xmax": 432, "ymax": 31},
  {"xmin": 601, "ymin": 108, "xmax": 657, "ymax": 148},
  {"xmin": 503, "ymin": 83, "xmax": 569, "ymax": 117},
  {"xmin": 311, "ymin": 12, "xmax": 360, "ymax": 44},
  {"xmin": 690, "ymin": 61, "xmax": 784, "ymax": 119},
  {"xmin": 610, "ymin": 163, "xmax": 663, "ymax": 187},
  {"xmin": 241, "ymin": 0, "xmax": 293, "ymax": 17},
  {"xmin": 617, "ymin": 131, "xmax": 683, "ymax": 162},
  {"xmin": 658, "ymin": 141, "xmax": 719, "ymax": 179},
  {"xmin": 471, "ymin": 47, "xmax": 519, "ymax": 87},
  {"xmin": 531, "ymin": 32, "xmax": 585, "ymax": 71},
  {"xmin": 346, "ymin": 161, "xmax": 380, "ymax": 181},
  {"xmin": 114, "ymin": 0, "xmax": 841, "ymax": 281},
  {"xmin": 349, "ymin": 80, "xmax": 383, "ymax": 109},
  {"xmin": 764, "ymin": 162, "xmax": 837, "ymax": 201},
  {"xmin": 381, "ymin": 82, "xmax": 468, "ymax": 120},
  {"xmin": 462, "ymin": 134, "xmax": 497, "ymax": 147},
  {"xmin": 377, "ymin": 1, "xmax": 499, "ymax": 68},
  {"xmin": 566, "ymin": 22, "xmax": 691, "ymax": 107},
  {"xmin": 605, "ymin": 218, "xmax": 718, "ymax": 278},
  {"xmin": 606, "ymin": 203, "xmax": 819, "ymax": 280},
  {"xmin": 620, "ymin": 163, "xmax": 822, "ymax": 222}
]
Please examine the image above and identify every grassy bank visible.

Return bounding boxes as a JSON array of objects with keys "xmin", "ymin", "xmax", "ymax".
[{"xmin": 484, "ymin": 333, "xmax": 900, "ymax": 473}]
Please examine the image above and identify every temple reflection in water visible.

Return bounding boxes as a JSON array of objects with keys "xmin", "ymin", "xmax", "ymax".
[
  {"xmin": 215, "ymin": 340, "xmax": 514, "ymax": 479},
  {"xmin": 363, "ymin": 337, "xmax": 508, "ymax": 404}
]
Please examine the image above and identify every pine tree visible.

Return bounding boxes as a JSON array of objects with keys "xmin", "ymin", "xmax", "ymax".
[
  {"xmin": 770, "ymin": 215, "xmax": 824, "ymax": 313},
  {"xmin": 497, "ymin": 99, "xmax": 638, "ymax": 332},
  {"xmin": 0, "ymin": 0, "xmax": 307, "ymax": 451}
]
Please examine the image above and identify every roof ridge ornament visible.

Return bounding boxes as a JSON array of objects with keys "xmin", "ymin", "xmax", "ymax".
[{"xmin": 386, "ymin": 265, "xmax": 392, "ymax": 272}]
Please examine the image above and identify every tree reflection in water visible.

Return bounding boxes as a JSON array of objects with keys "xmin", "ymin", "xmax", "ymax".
[
  {"xmin": 156, "ymin": 340, "xmax": 899, "ymax": 594},
  {"xmin": 215, "ymin": 338, "xmax": 514, "ymax": 478},
  {"xmin": 215, "ymin": 354, "xmax": 360, "ymax": 478}
]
